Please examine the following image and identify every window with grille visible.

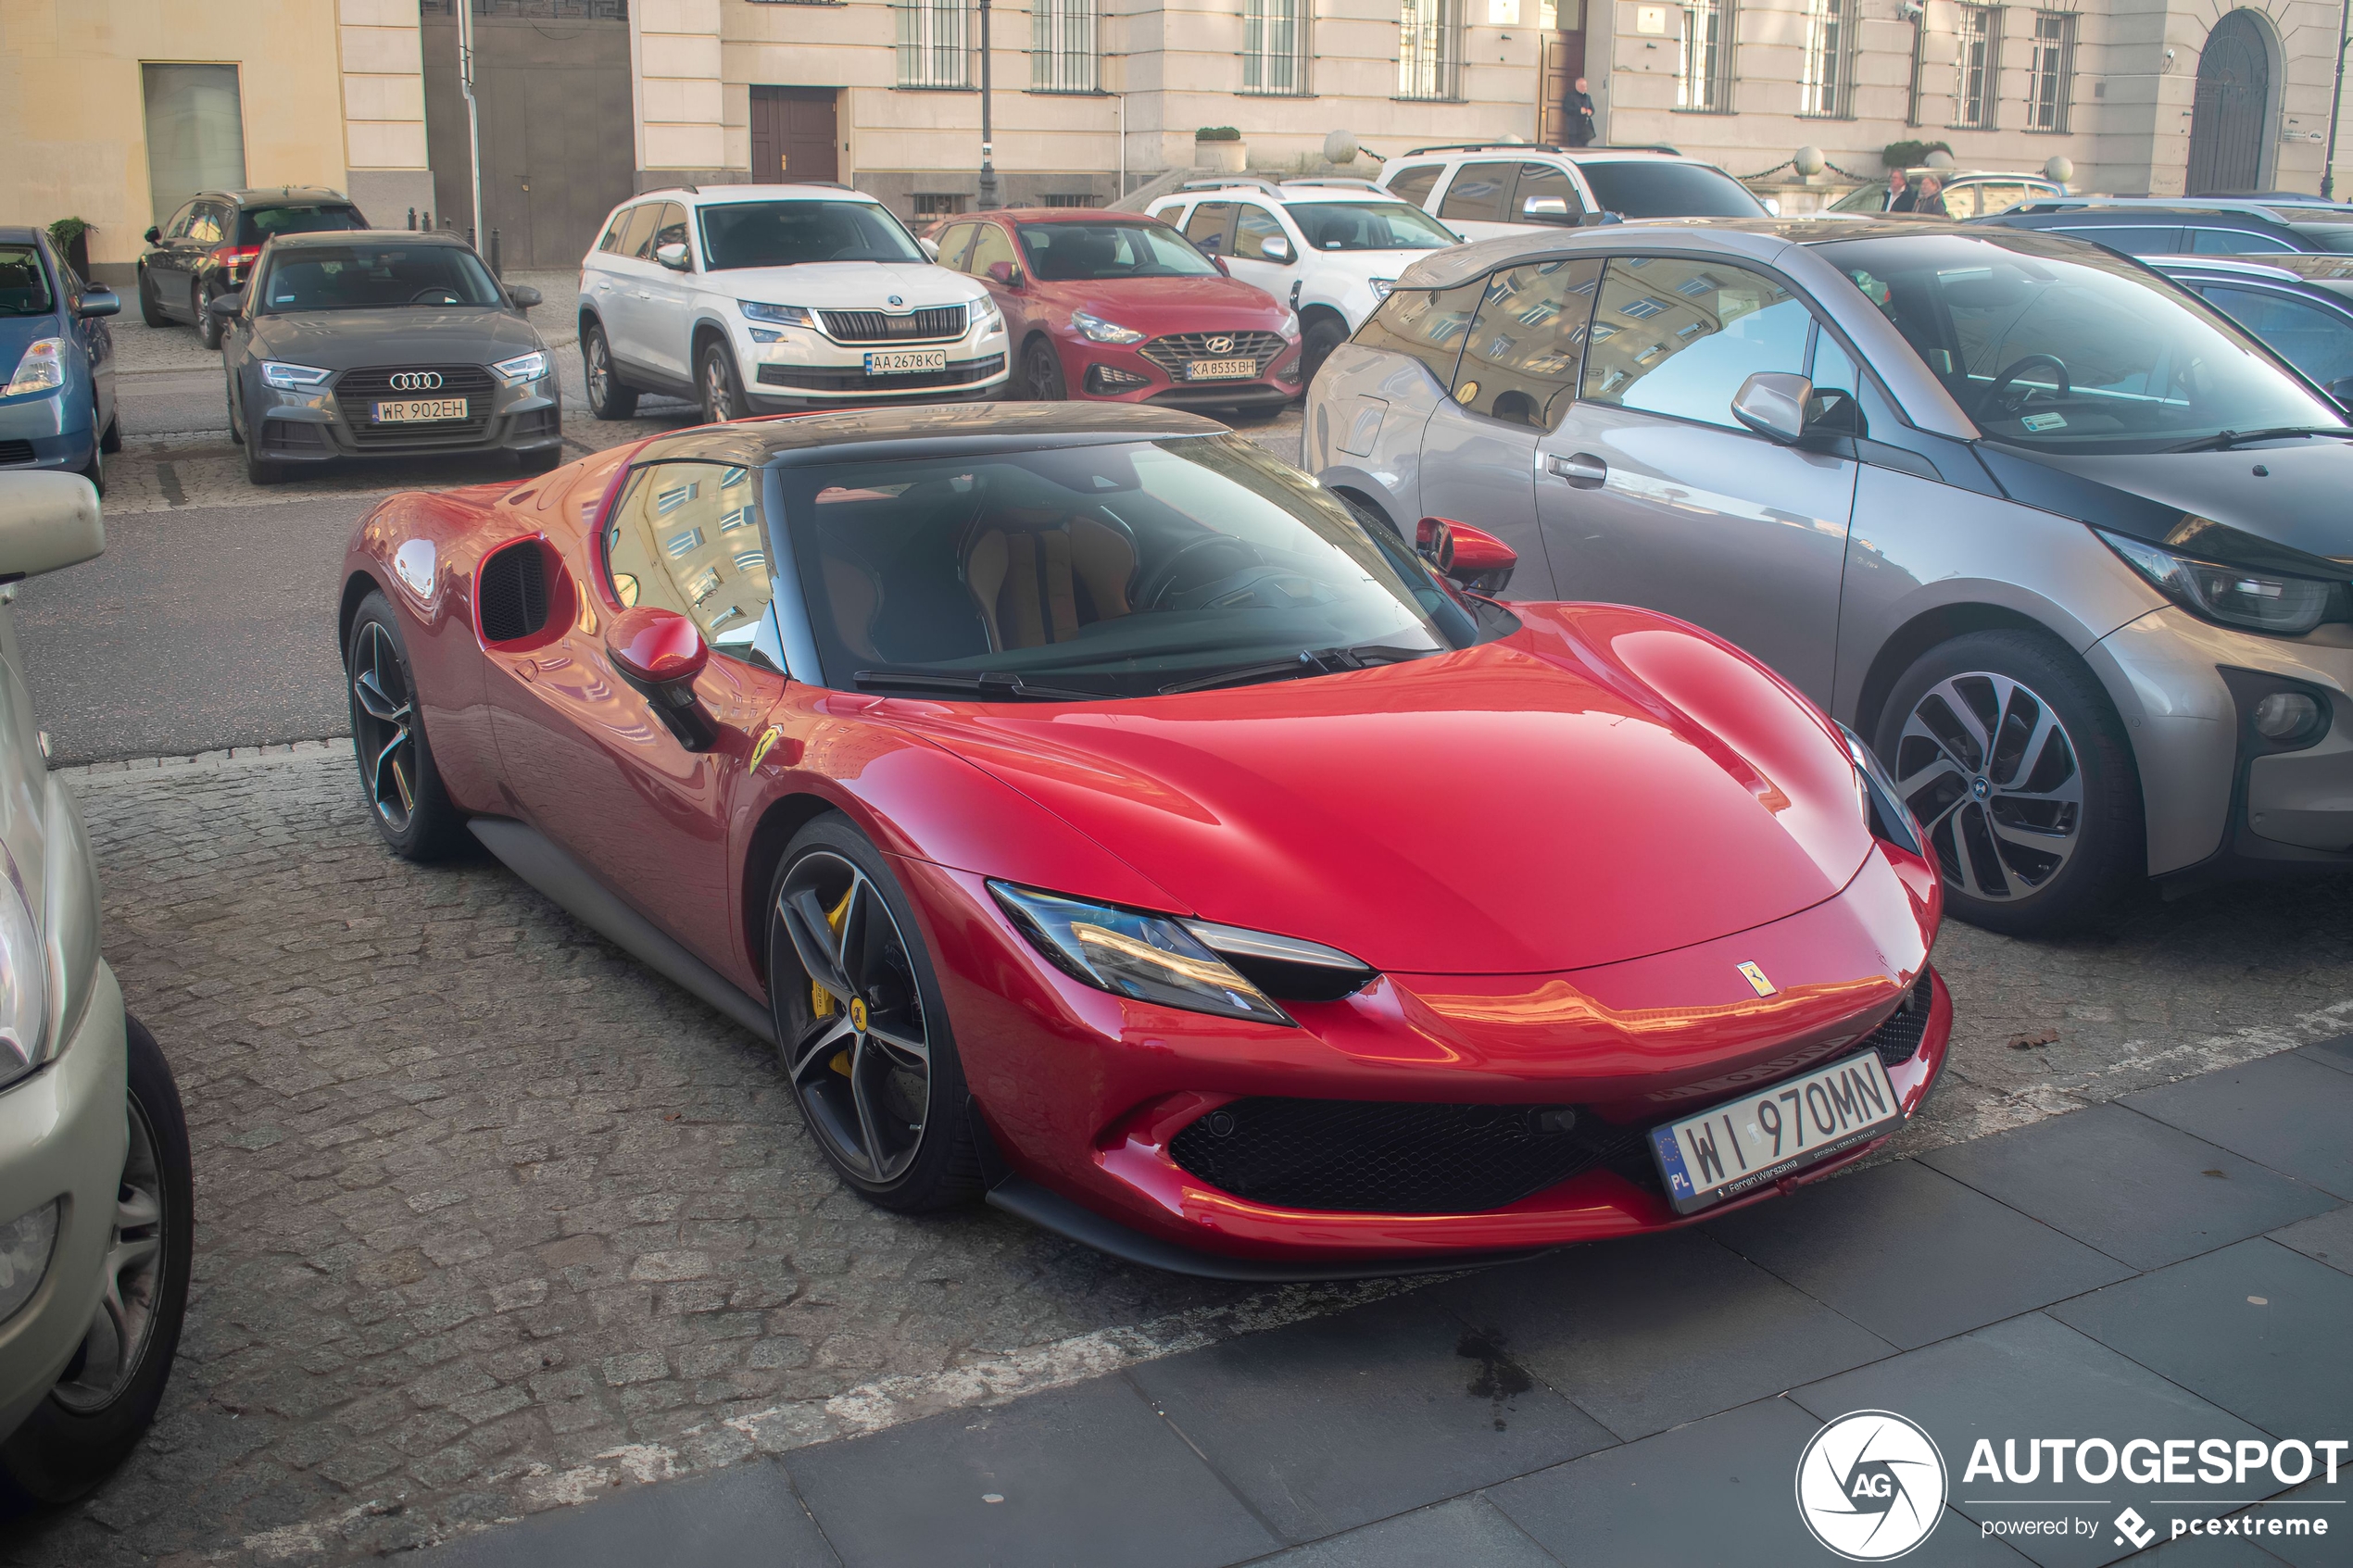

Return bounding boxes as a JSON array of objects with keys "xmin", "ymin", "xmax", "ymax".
[
  {"xmin": 1799, "ymin": 0, "xmax": 1855, "ymax": 118},
  {"xmin": 1950, "ymin": 4, "xmax": 1998, "ymax": 129},
  {"xmin": 1032, "ymin": 0, "xmax": 1098, "ymax": 92},
  {"xmin": 2026, "ymin": 10, "xmax": 2073, "ymax": 132},
  {"xmin": 897, "ymin": 0, "xmax": 970, "ymax": 88},
  {"xmin": 1398, "ymin": 0, "xmax": 1463, "ymax": 101},
  {"xmin": 913, "ymin": 194, "xmax": 967, "ymax": 216},
  {"xmin": 1676, "ymin": 0, "xmax": 1734, "ymax": 113},
  {"xmin": 1244, "ymin": 0, "xmax": 1311, "ymax": 94},
  {"xmin": 1040, "ymin": 194, "xmax": 1099, "ymax": 207}
]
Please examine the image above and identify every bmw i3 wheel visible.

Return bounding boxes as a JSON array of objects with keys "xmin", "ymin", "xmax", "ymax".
[
  {"xmin": 1877, "ymin": 630, "xmax": 2142, "ymax": 935},
  {"xmin": 767, "ymin": 818, "xmax": 980, "ymax": 1212}
]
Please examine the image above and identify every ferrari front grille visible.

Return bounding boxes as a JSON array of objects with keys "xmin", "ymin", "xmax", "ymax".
[
  {"xmin": 1169, "ymin": 1098, "xmax": 1652, "ymax": 1214},
  {"xmin": 817, "ymin": 307, "xmax": 967, "ymax": 344},
  {"xmin": 1865, "ymin": 973, "xmax": 1934, "ymax": 1069}
]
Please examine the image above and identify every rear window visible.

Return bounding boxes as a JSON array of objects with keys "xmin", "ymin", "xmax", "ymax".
[
  {"xmin": 0, "ymin": 245, "xmax": 55, "ymax": 318},
  {"xmin": 1576, "ymin": 160, "xmax": 1767, "ymax": 219},
  {"xmin": 237, "ymin": 205, "xmax": 366, "ymax": 245}
]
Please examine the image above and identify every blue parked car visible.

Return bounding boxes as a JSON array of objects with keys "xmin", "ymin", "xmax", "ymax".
[{"xmin": 0, "ymin": 228, "xmax": 120, "ymax": 493}]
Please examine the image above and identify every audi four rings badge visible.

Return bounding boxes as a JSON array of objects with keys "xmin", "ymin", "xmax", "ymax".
[{"xmin": 389, "ymin": 371, "xmax": 444, "ymax": 392}]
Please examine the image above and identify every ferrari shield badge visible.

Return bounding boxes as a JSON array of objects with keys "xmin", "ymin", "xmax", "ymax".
[{"xmin": 1737, "ymin": 961, "xmax": 1776, "ymax": 997}]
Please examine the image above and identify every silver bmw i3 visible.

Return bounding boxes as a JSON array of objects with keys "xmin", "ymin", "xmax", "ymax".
[{"xmin": 1310, "ymin": 219, "xmax": 2353, "ymax": 935}]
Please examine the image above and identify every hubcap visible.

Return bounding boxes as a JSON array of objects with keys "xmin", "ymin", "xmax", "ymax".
[
  {"xmin": 349, "ymin": 621, "xmax": 418, "ymax": 832},
  {"xmin": 54, "ymin": 1095, "xmax": 167, "ymax": 1413},
  {"xmin": 1894, "ymin": 671, "xmax": 2083, "ymax": 902},
  {"xmin": 774, "ymin": 852, "xmax": 932, "ymax": 1184}
]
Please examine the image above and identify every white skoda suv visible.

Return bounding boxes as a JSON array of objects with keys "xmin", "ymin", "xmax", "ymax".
[{"xmin": 578, "ymin": 184, "xmax": 1011, "ymax": 422}]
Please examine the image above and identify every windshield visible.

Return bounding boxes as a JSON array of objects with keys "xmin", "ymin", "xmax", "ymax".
[
  {"xmin": 256, "ymin": 244, "xmax": 503, "ymax": 312},
  {"xmin": 1577, "ymin": 161, "xmax": 1767, "ymax": 219},
  {"xmin": 1816, "ymin": 231, "xmax": 2347, "ymax": 454},
  {"xmin": 783, "ymin": 436, "xmax": 1502, "ymax": 698},
  {"xmin": 236, "ymin": 205, "xmax": 365, "ymax": 245},
  {"xmin": 2285, "ymin": 218, "xmax": 2353, "ymax": 255},
  {"xmin": 1018, "ymin": 221, "xmax": 1218, "ymax": 280},
  {"xmin": 0, "ymin": 245, "xmax": 55, "ymax": 319},
  {"xmin": 698, "ymin": 200, "xmax": 925, "ymax": 270},
  {"xmin": 1287, "ymin": 202, "xmax": 1457, "ymax": 251}
]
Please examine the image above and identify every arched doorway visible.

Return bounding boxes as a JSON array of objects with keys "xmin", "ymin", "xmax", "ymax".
[{"xmin": 2185, "ymin": 11, "xmax": 2273, "ymax": 194}]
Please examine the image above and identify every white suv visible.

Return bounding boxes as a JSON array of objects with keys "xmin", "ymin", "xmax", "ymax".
[
  {"xmin": 1143, "ymin": 180, "xmax": 1461, "ymax": 384},
  {"xmin": 1375, "ymin": 144, "xmax": 1768, "ymax": 242},
  {"xmin": 578, "ymin": 184, "xmax": 1010, "ymax": 423}
]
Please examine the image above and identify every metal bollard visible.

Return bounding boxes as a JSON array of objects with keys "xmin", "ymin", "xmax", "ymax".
[
  {"xmin": 466, "ymin": 226, "xmax": 475, "ymax": 251},
  {"xmin": 489, "ymin": 228, "xmax": 502, "ymax": 279},
  {"xmin": 407, "ymin": 207, "xmax": 417, "ymax": 231}
]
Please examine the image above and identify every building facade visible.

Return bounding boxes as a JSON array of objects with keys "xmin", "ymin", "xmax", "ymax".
[{"xmin": 2, "ymin": 0, "xmax": 2347, "ymax": 286}]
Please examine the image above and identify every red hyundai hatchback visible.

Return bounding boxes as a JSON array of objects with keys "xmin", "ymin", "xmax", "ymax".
[{"xmin": 933, "ymin": 208, "xmax": 1302, "ymax": 416}]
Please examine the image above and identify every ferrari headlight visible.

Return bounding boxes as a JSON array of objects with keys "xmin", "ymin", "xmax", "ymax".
[
  {"xmin": 0, "ymin": 871, "xmax": 48, "ymax": 1095},
  {"xmin": 2096, "ymin": 529, "xmax": 2336, "ymax": 637},
  {"xmin": 989, "ymin": 883, "xmax": 1296, "ymax": 1023},
  {"xmin": 1071, "ymin": 309, "xmax": 1145, "ymax": 345},
  {"xmin": 1837, "ymin": 722, "xmax": 1924, "ymax": 858},
  {"xmin": 261, "ymin": 360, "xmax": 332, "ymax": 392},
  {"xmin": 4, "ymin": 339, "xmax": 66, "ymax": 398},
  {"xmin": 491, "ymin": 350, "xmax": 548, "ymax": 385}
]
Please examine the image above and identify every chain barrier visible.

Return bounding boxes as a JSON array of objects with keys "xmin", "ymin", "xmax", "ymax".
[{"xmin": 1738, "ymin": 156, "xmax": 1899, "ymax": 185}]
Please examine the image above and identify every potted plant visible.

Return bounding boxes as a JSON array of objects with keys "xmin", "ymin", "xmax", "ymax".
[
  {"xmin": 1196, "ymin": 126, "xmax": 1247, "ymax": 175},
  {"xmin": 46, "ymin": 217, "xmax": 95, "ymax": 279}
]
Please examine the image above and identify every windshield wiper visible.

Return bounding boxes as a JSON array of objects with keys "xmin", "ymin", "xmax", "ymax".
[
  {"xmin": 1157, "ymin": 644, "xmax": 1435, "ymax": 696},
  {"xmin": 2162, "ymin": 426, "xmax": 2353, "ymax": 454},
  {"xmin": 853, "ymin": 670, "xmax": 1116, "ymax": 702}
]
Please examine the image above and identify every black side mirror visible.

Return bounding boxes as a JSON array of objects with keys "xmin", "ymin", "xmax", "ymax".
[
  {"xmin": 144, "ymin": 226, "xmax": 162, "ymax": 245},
  {"xmin": 204, "ymin": 292, "xmax": 243, "ymax": 321},
  {"xmin": 74, "ymin": 288, "xmax": 120, "ymax": 320},
  {"xmin": 508, "ymin": 283, "xmax": 543, "ymax": 310}
]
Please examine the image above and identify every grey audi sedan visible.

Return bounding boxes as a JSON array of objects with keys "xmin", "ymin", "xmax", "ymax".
[
  {"xmin": 211, "ymin": 231, "xmax": 559, "ymax": 485},
  {"xmin": 1311, "ymin": 219, "xmax": 2353, "ymax": 935}
]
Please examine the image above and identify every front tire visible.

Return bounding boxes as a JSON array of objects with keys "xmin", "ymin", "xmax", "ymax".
[
  {"xmin": 346, "ymin": 593, "xmax": 470, "ymax": 861},
  {"xmin": 766, "ymin": 816, "xmax": 982, "ymax": 1213},
  {"xmin": 699, "ymin": 338, "xmax": 748, "ymax": 425},
  {"xmin": 1299, "ymin": 315, "xmax": 1347, "ymax": 390},
  {"xmin": 1022, "ymin": 336, "xmax": 1068, "ymax": 401},
  {"xmin": 136, "ymin": 267, "xmax": 168, "ymax": 328},
  {"xmin": 1874, "ymin": 629, "xmax": 2143, "ymax": 935},
  {"xmin": 195, "ymin": 284, "xmax": 222, "ymax": 350},
  {"xmin": 583, "ymin": 321, "xmax": 637, "ymax": 420},
  {"xmin": 0, "ymin": 1017, "xmax": 192, "ymax": 1504}
]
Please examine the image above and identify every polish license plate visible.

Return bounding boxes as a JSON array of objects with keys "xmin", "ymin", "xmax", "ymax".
[
  {"xmin": 1185, "ymin": 358, "xmax": 1258, "ymax": 381},
  {"xmin": 865, "ymin": 349, "xmax": 948, "ymax": 375},
  {"xmin": 372, "ymin": 398, "xmax": 469, "ymax": 423},
  {"xmin": 1649, "ymin": 1047, "xmax": 1902, "ymax": 1215}
]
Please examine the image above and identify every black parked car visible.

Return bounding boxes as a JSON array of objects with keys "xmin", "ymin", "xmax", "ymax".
[
  {"xmin": 214, "ymin": 231, "xmax": 558, "ymax": 485},
  {"xmin": 137, "ymin": 188, "xmax": 368, "ymax": 348},
  {"xmin": 2151, "ymin": 254, "xmax": 2353, "ymax": 409},
  {"xmin": 1970, "ymin": 199, "xmax": 2353, "ymax": 258}
]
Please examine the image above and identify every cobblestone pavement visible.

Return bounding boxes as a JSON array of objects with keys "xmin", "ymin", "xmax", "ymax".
[{"xmin": 1, "ymin": 747, "xmax": 2348, "ymax": 1566}]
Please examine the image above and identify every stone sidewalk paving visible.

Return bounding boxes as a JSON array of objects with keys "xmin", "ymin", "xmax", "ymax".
[
  {"xmin": 2, "ymin": 749, "xmax": 2348, "ymax": 1567},
  {"xmin": 410, "ymin": 1039, "xmax": 2353, "ymax": 1568}
]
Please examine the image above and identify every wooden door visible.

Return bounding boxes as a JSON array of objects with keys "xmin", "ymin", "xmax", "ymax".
[
  {"xmin": 1539, "ymin": 31, "xmax": 1587, "ymax": 145},
  {"xmin": 751, "ymin": 87, "xmax": 840, "ymax": 184},
  {"xmin": 2186, "ymin": 11, "xmax": 2269, "ymax": 195}
]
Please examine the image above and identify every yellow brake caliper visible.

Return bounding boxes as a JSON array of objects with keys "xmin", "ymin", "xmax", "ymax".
[{"xmin": 811, "ymin": 886, "xmax": 855, "ymax": 1076}]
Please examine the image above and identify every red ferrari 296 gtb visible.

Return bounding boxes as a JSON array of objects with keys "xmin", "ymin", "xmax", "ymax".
[{"xmin": 339, "ymin": 403, "xmax": 1948, "ymax": 1279}]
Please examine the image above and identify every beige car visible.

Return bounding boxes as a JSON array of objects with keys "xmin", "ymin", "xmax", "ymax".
[{"xmin": 1828, "ymin": 169, "xmax": 2064, "ymax": 220}]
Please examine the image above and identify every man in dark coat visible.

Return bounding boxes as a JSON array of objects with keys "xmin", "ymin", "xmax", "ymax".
[{"xmin": 1565, "ymin": 78, "xmax": 1596, "ymax": 146}]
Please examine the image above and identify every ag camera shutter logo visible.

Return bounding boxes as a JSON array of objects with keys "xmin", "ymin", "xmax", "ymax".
[{"xmin": 1796, "ymin": 1411, "xmax": 1947, "ymax": 1561}]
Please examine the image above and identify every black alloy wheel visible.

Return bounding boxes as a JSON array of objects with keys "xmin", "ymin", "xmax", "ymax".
[
  {"xmin": 0, "ymin": 1017, "xmax": 193, "ymax": 1503},
  {"xmin": 1299, "ymin": 315, "xmax": 1347, "ymax": 389},
  {"xmin": 700, "ymin": 339, "xmax": 747, "ymax": 425},
  {"xmin": 195, "ymin": 282, "xmax": 222, "ymax": 350},
  {"xmin": 345, "ymin": 594, "xmax": 468, "ymax": 859},
  {"xmin": 583, "ymin": 321, "xmax": 637, "ymax": 420},
  {"xmin": 1022, "ymin": 336, "xmax": 1067, "ymax": 401},
  {"xmin": 766, "ymin": 819, "xmax": 980, "ymax": 1211}
]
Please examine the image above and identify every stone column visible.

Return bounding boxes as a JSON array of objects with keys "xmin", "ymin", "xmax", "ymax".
[
  {"xmin": 338, "ymin": 0, "xmax": 435, "ymax": 221},
  {"xmin": 634, "ymin": 0, "xmax": 738, "ymax": 187}
]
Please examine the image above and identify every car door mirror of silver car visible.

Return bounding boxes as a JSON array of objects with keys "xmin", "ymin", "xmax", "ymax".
[
  {"xmin": 1259, "ymin": 234, "xmax": 1292, "ymax": 262},
  {"xmin": 1730, "ymin": 371, "xmax": 1814, "ymax": 445},
  {"xmin": 0, "ymin": 471, "xmax": 104, "ymax": 584},
  {"xmin": 655, "ymin": 242, "xmax": 691, "ymax": 271},
  {"xmin": 75, "ymin": 287, "xmax": 120, "ymax": 320},
  {"xmin": 606, "ymin": 606, "xmax": 716, "ymax": 751},
  {"xmin": 507, "ymin": 283, "xmax": 543, "ymax": 310}
]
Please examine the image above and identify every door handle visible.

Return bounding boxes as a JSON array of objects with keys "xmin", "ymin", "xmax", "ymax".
[{"xmin": 1549, "ymin": 452, "xmax": 1608, "ymax": 488}]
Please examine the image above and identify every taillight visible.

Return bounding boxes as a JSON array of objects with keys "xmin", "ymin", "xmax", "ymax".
[{"xmin": 220, "ymin": 245, "xmax": 262, "ymax": 276}]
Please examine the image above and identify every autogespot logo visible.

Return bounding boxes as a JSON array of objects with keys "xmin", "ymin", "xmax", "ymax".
[{"xmin": 1796, "ymin": 1411, "xmax": 1948, "ymax": 1561}]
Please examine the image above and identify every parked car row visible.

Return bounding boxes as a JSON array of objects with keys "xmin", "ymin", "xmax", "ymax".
[{"xmin": 0, "ymin": 226, "xmax": 119, "ymax": 494}]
